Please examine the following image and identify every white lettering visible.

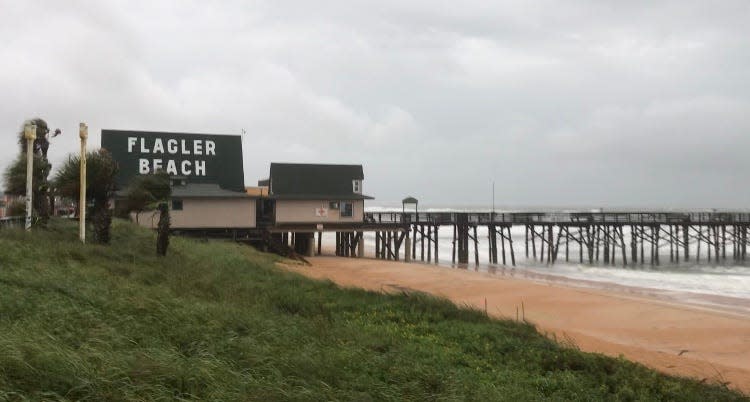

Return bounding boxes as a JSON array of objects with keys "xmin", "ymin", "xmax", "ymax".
[
  {"xmin": 153, "ymin": 159, "xmax": 163, "ymax": 171},
  {"xmin": 140, "ymin": 138, "xmax": 149, "ymax": 153},
  {"xmin": 205, "ymin": 140, "xmax": 215, "ymax": 156},
  {"xmin": 153, "ymin": 138, "xmax": 164, "ymax": 154},
  {"xmin": 181, "ymin": 139, "xmax": 190, "ymax": 155},
  {"xmin": 128, "ymin": 137, "xmax": 137, "ymax": 153},
  {"xmin": 139, "ymin": 159, "xmax": 149, "ymax": 174},
  {"xmin": 167, "ymin": 139, "xmax": 178, "ymax": 154},
  {"xmin": 181, "ymin": 160, "xmax": 192, "ymax": 175},
  {"xmin": 166, "ymin": 159, "xmax": 177, "ymax": 175},
  {"xmin": 194, "ymin": 160, "xmax": 206, "ymax": 176},
  {"xmin": 193, "ymin": 140, "xmax": 202, "ymax": 155}
]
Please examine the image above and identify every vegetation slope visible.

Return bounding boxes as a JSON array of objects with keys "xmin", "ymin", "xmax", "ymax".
[{"xmin": 0, "ymin": 220, "xmax": 745, "ymax": 401}]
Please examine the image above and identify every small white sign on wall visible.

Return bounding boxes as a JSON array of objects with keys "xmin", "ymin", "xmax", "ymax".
[{"xmin": 315, "ymin": 207, "xmax": 328, "ymax": 217}]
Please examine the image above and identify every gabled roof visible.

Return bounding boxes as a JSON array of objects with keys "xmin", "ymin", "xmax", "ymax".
[{"xmin": 269, "ymin": 163, "xmax": 374, "ymax": 200}]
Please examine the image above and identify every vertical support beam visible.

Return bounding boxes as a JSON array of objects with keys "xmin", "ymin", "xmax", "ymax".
[
  {"xmin": 674, "ymin": 226, "xmax": 680, "ymax": 264},
  {"xmin": 500, "ymin": 227, "xmax": 507, "ymax": 265},
  {"xmin": 531, "ymin": 225, "xmax": 537, "ymax": 259},
  {"xmin": 603, "ymin": 226, "xmax": 610, "ymax": 264},
  {"xmin": 683, "ymin": 225, "xmax": 689, "ymax": 261},
  {"xmin": 630, "ymin": 225, "xmax": 637, "ymax": 265},
  {"xmin": 638, "ymin": 225, "xmax": 646, "ymax": 265},
  {"xmin": 722, "ymin": 225, "xmax": 727, "ymax": 260},
  {"xmin": 375, "ymin": 231, "xmax": 381, "ymax": 259},
  {"xmin": 539, "ymin": 226, "xmax": 545, "ymax": 263},
  {"xmin": 507, "ymin": 226, "xmax": 516, "ymax": 266},
  {"xmin": 452, "ymin": 224, "xmax": 457, "ymax": 264},
  {"xmin": 565, "ymin": 227, "xmax": 570, "ymax": 262},
  {"xmin": 586, "ymin": 226, "xmax": 593, "ymax": 264},
  {"xmin": 714, "ymin": 226, "xmax": 720, "ymax": 262},
  {"xmin": 595, "ymin": 226, "xmax": 601, "ymax": 262},
  {"xmin": 549, "ymin": 225, "xmax": 554, "ymax": 263},
  {"xmin": 489, "ymin": 225, "xmax": 497, "ymax": 264},
  {"xmin": 696, "ymin": 227, "xmax": 702, "ymax": 263},
  {"xmin": 579, "ymin": 227, "xmax": 584, "ymax": 263},
  {"xmin": 427, "ymin": 225, "xmax": 432, "ymax": 262},
  {"xmin": 654, "ymin": 225, "xmax": 660, "ymax": 266},
  {"xmin": 434, "ymin": 225, "xmax": 439, "ymax": 263},
  {"xmin": 473, "ymin": 225, "xmax": 479, "ymax": 266},
  {"xmin": 669, "ymin": 225, "xmax": 674, "ymax": 262},
  {"xmin": 420, "ymin": 225, "xmax": 425, "ymax": 261},
  {"xmin": 358, "ymin": 232, "xmax": 364, "ymax": 258},
  {"xmin": 317, "ymin": 231, "xmax": 322, "ymax": 256},
  {"xmin": 412, "ymin": 224, "xmax": 417, "ymax": 259},
  {"xmin": 525, "ymin": 225, "xmax": 529, "ymax": 258}
]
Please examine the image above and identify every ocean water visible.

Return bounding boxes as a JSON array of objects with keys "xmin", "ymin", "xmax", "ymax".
[{"xmin": 344, "ymin": 206, "xmax": 750, "ymax": 307}]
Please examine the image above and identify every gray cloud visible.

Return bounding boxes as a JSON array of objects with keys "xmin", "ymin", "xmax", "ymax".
[{"xmin": 1, "ymin": 0, "xmax": 749, "ymax": 208}]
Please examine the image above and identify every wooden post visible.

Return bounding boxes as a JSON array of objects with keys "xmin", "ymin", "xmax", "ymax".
[
  {"xmin": 683, "ymin": 225, "xmax": 689, "ymax": 261},
  {"xmin": 565, "ymin": 227, "xmax": 570, "ymax": 262},
  {"xmin": 412, "ymin": 225, "xmax": 417, "ymax": 258},
  {"xmin": 427, "ymin": 225, "xmax": 432, "ymax": 262},
  {"xmin": 630, "ymin": 225, "xmax": 637, "ymax": 265},
  {"xmin": 452, "ymin": 224, "xmax": 457, "ymax": 264},
  {"xmin": 674, "ymin": 226, "xmax": 680, "ymax": 264},
  {"xmin": 507, "ymin": 227, "xmax": 516, "ymax": 266},
  {"xmin": 500, "ymin": 227, "xmax": 507, "ymax": 265},
  {"xmin": 434, "ymin": 225, "xmax": 439, "ymax": 263},
  {"xmin": 525, "ymin": 225, "xmax": 529, "ymax": 258},
  {"xmin": 375, "ymin": 231, "xmax": 381, "ymax": 259},
  {"xmin": 317, "ymin": 232, "xmax": 322, "ymax": 255},
  {"xmin": 603, "ymin": 226, "xmax": 610, "ymax": 264},
  {"xmin": 420, "ymin": 225, "xmax": 425, "ymax": 261},
  {"xmin": 579, "ymin": 227, "xmax": 584, "ymax": 263},
  {"xmin": 669, "ymin": 225, "xmax": 674, "ymax": 262},
  {"xmin": 586, "ymin": 226, "xmax": 593, "ymax": 263},
  {"xmin": 696, "ymin": 227, "xmax": 702, "ymax": 263},
  {"xmin": 487, "ymin": 225, "xmax": 497, "ymax": 264},
  {"xmin": 531, "ymin": 225, "xmax": 537, "ymax": 259},
  {"xmin": 539, "ymin": 226, "xmax": 545, "ymax": 262},
  {"xmin": 473, "ymin": 225, "xmax": 479, "ymax": 266},
  {"xmin": 618, "ymin": 226, "xmax": 627, "ymax": 267}
]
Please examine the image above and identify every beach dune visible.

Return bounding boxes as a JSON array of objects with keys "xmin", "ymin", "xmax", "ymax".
[{"xmin": 283, "ymin": 256, "xmax": 750, "ymax": 393}]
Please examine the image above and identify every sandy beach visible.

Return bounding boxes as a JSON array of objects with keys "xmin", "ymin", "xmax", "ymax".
[{"xmin": 283, "ymin": 256, "xmax": 750, "ymax": 393}]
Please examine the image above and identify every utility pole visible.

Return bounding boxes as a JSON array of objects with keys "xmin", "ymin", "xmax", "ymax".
[
  {"xmin": 23, "ymin": 123, "xmax": 36, "ymax": 230},
  {"xmin": 79, "ymin": 122, "xmax": 88, "ymax": 243}
]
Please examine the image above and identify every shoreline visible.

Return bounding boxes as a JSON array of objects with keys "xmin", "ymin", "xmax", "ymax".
[{"xmin": 282, "ymin": 255, "xmax": 750, "ymax": 393}]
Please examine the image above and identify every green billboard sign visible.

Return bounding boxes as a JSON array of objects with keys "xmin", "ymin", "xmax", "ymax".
[{"xmin": 101, "ymin": 129, "xmax": 245, "ymax": 191}]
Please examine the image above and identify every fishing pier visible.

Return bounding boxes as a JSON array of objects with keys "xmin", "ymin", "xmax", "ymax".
[{"xmin": 359, "ymin": 211, "xmax": 750, "ymax": 267}]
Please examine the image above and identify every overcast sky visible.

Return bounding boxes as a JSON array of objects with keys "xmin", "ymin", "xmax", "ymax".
[{"xmin": 2, "ymin": 1, "xmax": 749, "ymax": 208}]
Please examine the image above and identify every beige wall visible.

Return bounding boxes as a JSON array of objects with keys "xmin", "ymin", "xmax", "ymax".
[
  {"xmin": 275, "ymin": 199, "xmax": 364, "ymax": 223},
  {"xmin": 134, "ymin": 198, "xmax": 256, "ymax": 229}
]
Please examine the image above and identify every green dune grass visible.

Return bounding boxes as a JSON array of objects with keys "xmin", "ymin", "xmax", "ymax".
[{"xmin": 0, "ymin": 219, "xmax": 745, "ymax": 401}]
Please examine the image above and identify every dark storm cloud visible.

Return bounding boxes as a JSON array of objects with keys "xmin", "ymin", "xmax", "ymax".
[{"xmin": 1, "ymin": 0, "xmax": 748, "ymax": 208}]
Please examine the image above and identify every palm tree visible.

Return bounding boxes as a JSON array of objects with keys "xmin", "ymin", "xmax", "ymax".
[
  {"xmin": 54, "ymin": 149, "xmax": 119, "ymax": 244},
  {"xmin": 122, "ymin": 171, "xmax": 172, "ymax": 255}
]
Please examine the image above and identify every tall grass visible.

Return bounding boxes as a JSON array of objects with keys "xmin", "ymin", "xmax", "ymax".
[{"xmin": 0, "ymin": 219, "xmax": 745, "ymax": 401}]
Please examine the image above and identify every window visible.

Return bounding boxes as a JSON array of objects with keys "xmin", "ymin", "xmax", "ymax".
[
  {"xmin": 171, "ymin": 199, "xmax": 183, "ymax": 211},
  {"xmin": 329, "ymin": 201, "xmax": 340, "ymax": 210},
  {"xmin": 352, "ymin": 180, "xmax": 361, "ymax": 194},
  {"xmin": 340, "ymin": 201, "xmax": 353, "ymax": 217}
]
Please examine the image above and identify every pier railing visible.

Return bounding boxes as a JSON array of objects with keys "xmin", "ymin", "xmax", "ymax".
[{"xmin": 365, "ymin": 211, "xmax": 750, "ymax": 226}]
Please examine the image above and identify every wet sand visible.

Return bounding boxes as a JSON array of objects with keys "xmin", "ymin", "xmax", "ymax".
[{"xmin": 282, "ymin": 256, "xmax": 750, "ymax": 393}]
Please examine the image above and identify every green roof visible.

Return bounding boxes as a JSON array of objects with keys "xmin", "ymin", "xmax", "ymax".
[{"xmin": 269, "ymin": 163, "xmax": 373, "ymax": 200}]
